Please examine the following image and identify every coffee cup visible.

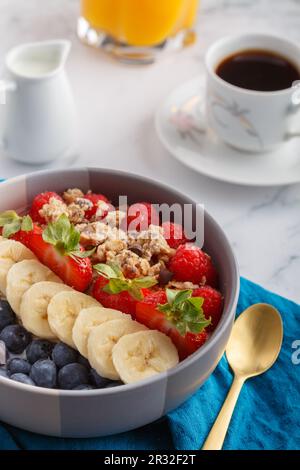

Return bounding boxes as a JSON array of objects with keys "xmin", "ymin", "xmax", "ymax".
[{"xmin": 205, "ymin": 34, "xmax": 300, "ymax": 152}]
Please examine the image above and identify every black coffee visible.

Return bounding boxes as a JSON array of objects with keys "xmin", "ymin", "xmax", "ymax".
[{"xmin": 216, "ymin": 49, "xmax": 300, "ymax": 91}]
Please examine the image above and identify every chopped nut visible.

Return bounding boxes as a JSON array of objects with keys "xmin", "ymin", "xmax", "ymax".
[
  {"xmin": 39, "ymin": 197, "xmax": 68, "ymax": 223},
  {"xmin": 107, "ymin": 249, "xmax": 151, "ymax": 279},
  {"xmin": 77, "ymin": 222, "xmax": 127, "ymax": 247},
  {"xmin": 128, "ymin": 225, "xmax": 174, "ymax": 261},
  {"xmin": 62, "ymin": 188, "xmax": 84, "ymax": 204},
  {"xmin": 67, "ymin": 203, "xmax": 86, "ymax": 224},
  {"xmin": 104, "ymin": 210, "xmax": 126, "ymax": 228},
  {"xmin": 167, "ymin": 280, "xmax": 199, "ymax": 290},
  {"xmin": 74, "ymin": 197, "xmax": 93, "ymax": 211},
  {"xmin": 95, "ymin": 239, "xmax": 127, "ymax": 263}
]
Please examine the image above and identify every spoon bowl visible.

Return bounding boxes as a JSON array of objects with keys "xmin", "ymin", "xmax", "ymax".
[{"xmin": 226, "ymin": 303, "xmax": 283, "ymax": 378}]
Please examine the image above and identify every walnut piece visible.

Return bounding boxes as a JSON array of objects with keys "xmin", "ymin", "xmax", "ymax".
[{"xmin": 62, "ymin": 188, "xmax": 84, "ymax": 204}]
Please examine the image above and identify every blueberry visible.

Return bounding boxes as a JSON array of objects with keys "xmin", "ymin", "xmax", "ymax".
[
  {"xmin": 0, "ymin": 325, "xmax": 31, "ymax": 354},
  {"xmin": 78, "ymin": 354, "xmax": 90, "ymax": 369},
  {"xmin": 30, "ymin": 359, "xmax": 57, "ymax": 388},
  {"xmin": 58, "ymin": 363, "xmax": 89, "ymax": 390},
  {"xmin": 105, "ymin": 381, "xmax": 123, "ymax": 389},
  {"xmin": 89, "ymin": 368, "xmax": 110, "ymax": 388},
  {"xmin": 0, "ymin": 340, "xmax": 8, "ymax": 366},
  {"xmin": 0, "ymin": 300, "xmax": 16, "ymax": 331},
  {"xmin": 72, "ymin": 384, "xmax": 95, "ymax": 390},
  {"xmin": 10, "ymin": 373, "xmax": 35, "ymax": 386},
  {"xmin": 52, "ymin": 342, "xmax": 78, "ymax": 368},
  {"xmin": 7, "ymin": 358, "xmax": 31, "ymax": 376},
  {"xmin": 26, "ymin": 339, "xmax": 55, "ymax": 364}
]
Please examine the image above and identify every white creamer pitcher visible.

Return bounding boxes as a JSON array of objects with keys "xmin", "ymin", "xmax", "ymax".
[{"xmin": 0, "ymin": 40, "xmax": 77, "ymax": 164}]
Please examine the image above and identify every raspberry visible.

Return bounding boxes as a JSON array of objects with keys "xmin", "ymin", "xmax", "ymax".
[
  {"xmin": 193, "ymin": 286, "xmax": 223, "ymax": 332},
  {"xmin": 168, "ymin": 244, "xmax": 218, "ymax": 287},
  {"xmin": 161, "ymin": 222, "xmax": 188, "ymax": 249},
  {"xmin": 84, "ymin": 193, "xmax": 109, "ymax": 220}
]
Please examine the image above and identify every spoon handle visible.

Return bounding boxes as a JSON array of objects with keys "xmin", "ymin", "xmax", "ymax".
[{"xmin": 202, "ymin": 375, "xmax": 245, "ymax": 450}]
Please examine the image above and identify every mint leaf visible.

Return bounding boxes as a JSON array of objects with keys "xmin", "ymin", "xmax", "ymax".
[
  {"xmin": 42, "ymin": 214, "xmax": 81, "ymax": 255},
  {"xmin": 2, "ymin": 220, "xmax": 22, "ymax": 238},
  {"xmin": 94, "ymin": 262, "xmax": 157, "ymax": 300},
  {"xmin": 172, "ymin": 289, "xmax": 192, "ymax": 306},
  {"xmin": 21, "ymin": 215, "xmax": 33, "ymax": 232},
  {"xmin": 187, "ymin": 296, "xmax": 204, "ymax": 309},
  {"xmin": 165, "ymin": 288, "xmax": 178, "ymax": 306},
  {"xmin": 103, "ymin": 278, "xmax": 129, "ymax": 294},
  {"xmin": 128, "ymin": 285, "xmax": 144, "ymax": 301},
  {"xmin": 71, "ymin": 247, "xmax": 96, "ymax": 259},
  {"xmin": 94, "ymin": 263, "xmax": 119, "ymax": 279},
  {"xmin": 158, "ymin": 289, "xmax": 211, "ymax": 336},
  {"xmin": 0, "ymin": 210, "xmax": 20, "ymax": 227},
  {"xmin": 133, "ymin": 276, "xmax": 158, "ymax": 289}
]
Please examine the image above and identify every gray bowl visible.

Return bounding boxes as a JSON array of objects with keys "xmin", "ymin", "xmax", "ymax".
[{"xmin": 0, "ymin": 168, "xmax": 239, "ymax": 437}]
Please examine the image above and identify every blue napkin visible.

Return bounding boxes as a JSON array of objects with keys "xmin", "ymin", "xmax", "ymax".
[{"xmin": 0, "ymin": 277, "xmax": 299, "ymax": 450}]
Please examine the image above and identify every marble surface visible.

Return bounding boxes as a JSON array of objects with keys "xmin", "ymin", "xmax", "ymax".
[{"xmin": 0, "ymin": 0, "xmax": 300, "ymax": 302}]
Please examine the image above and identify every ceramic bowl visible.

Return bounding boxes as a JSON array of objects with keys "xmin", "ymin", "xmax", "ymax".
[{"xmin": 0, "ymin": 168, "xmax": 239, "ymax": 437}]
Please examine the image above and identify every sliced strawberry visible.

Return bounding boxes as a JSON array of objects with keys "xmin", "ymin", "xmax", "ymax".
[
  {"xmin": 126, "ymin": 202, "xmax": 159, "ymax": 231},
  {"xmin": 135, "ymin": 289, "xmax": 210, "ymax": 360},
  {"xmin": 29, "ymin": 192, "xmax": 63, "ymax": 225},
  {"xmin": 193, "ymin": 286, "xmax": 223, "ymax": 332},
  {"xmin": 11, "ymin": 216, "xmax": 93, "ymax": 292},
  {"xmin": 92, "ymin": 275, "xmax": 151, "ymax": 316},
  {"xmin": 161, "ymin": 221, "xmax": 188, "ymax": 249},
  {"xmin": 84, "ymin": 193, "xmax": 109, "ymax": 220},
  {"xmin": 170, "ymin": 330, "xmax": 208, "ymax": 359}
]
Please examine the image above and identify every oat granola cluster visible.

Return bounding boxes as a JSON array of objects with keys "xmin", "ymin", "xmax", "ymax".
[{"xmin": 39, "ymin": 188, "xmax": 175, "ymax": 280}]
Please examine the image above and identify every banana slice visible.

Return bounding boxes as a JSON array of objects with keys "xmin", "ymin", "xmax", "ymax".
[
  {"xmin": 20, "ymin": 281, "xmax": 74, "ymax": 340},
  {"xmin": 73, "ymin": 307, "xmax": 130, "ymax": 358},
  {"xmin": 6, "ymin": 259, "xmax": 61, "ymax": 316},
  {"xmin": 112, "ymin": 330, "xmax": 179, "ymax": 384},
  {"xmin": 48, "ymin": 291, "xmax": 100, "ymax": 348},
  {"xmin": 0, "ymin": 240, "xmax": 36, "ymax": 295},
  {"xmin": 87, "ymin": 319, "xmax": 147, "ymax": 380}
]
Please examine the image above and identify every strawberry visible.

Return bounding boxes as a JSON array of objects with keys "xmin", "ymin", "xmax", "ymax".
[
  {"xmin": 168, "ymin": 243, "xmax": 218, "ymax": 287},
  {"xmin": 92, "ymin": 276, "xmax": 150, "ymax": 316},
  {"xmin": 192, "ymin": 286, "xmax": 223, "ymax": 332},
  {"xmin": 162, "ymin": 221, "xmax": 188, "ymax": 249},
  {"xmin": 92, "ymin": 263, "xmax": 157, "ymax": 316},
  {"xmin": 126, "ymin": 202, "xmax": 159, "ymax": 231},
  {"xmin": 84, "ymin": 192, "xmax": 109, "ymax": 220},
  {"xmin": 0, "ymin": 211, "xmax": 93, "ymax": 292},
  {"xmin": 29, "ymin": 192, "xmax": 63, "ymax": 225},
  {"xmin": 135, "ymin": 289, "xmax": 211, "ymax": 360}
]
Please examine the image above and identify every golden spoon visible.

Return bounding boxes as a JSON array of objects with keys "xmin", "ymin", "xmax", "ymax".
[{"xmin": 202, "ymin": 303, "xmax": 283, "ymax": 450}]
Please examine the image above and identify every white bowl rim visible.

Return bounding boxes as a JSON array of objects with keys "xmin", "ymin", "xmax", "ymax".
[{"xmin": 0, "ymin": 167, "xmax": 239, "ymax": 396}]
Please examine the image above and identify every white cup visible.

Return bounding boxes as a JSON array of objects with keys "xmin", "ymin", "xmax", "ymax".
[{"xmin": 205, "ymin": 34, "xmax": 300, "ymax": 152}]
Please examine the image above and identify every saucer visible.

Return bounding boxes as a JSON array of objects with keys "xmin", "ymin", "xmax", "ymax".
[{"xmin": 155, "ymin": 76, "xmax": 300, "ymax": 186}]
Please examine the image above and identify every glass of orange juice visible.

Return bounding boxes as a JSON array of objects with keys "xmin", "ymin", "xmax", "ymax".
[{"xmin": 78, "ymin": 0, "xmax": 199, "ymax": 63}]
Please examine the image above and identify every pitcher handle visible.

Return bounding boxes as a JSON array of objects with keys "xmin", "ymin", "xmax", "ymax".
[{"xmin": 0, "ymin": 79, "xmax": 17, "ymax": 149}]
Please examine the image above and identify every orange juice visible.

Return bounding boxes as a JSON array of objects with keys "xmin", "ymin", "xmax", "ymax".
[{"xmin": 80, "ymin": 0, "xmax": 199, "ymax": 47}]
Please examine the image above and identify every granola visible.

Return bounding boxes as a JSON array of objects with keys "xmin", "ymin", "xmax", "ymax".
[{"xmin": 62, "ymin": 188, "xmax": 84, "ymax": 204}]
